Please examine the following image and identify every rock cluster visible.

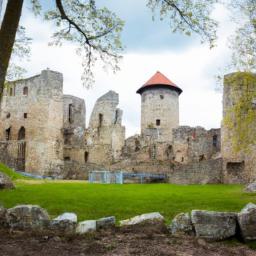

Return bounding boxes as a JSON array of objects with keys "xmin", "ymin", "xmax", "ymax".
[{"xmin": 1, "ymin": 203, "xmax": 256, "ymax": 243}]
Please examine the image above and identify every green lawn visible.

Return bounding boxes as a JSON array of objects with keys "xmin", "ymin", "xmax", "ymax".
[{"xmin": 1, "ymin": 178, "xmax": 256, "ymax": 222}]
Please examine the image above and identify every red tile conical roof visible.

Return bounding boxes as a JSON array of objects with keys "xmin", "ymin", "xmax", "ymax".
[{"xmin": 137, "ymin": 71, "xmax": 182, "ymax": 95}]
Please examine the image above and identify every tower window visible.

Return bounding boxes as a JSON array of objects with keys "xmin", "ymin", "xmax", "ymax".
[
  {"xmin": 68, "ymin": 104, "xmax": 73, "ymax": 123},
  {"xmin": 213, "ymin": 135, "xmax": 218, "ymax": 147},
  {"xmin": 6, "ymin": 113, "xmax": 10, "ymax": 119},
  {"xmin": 99, "ymin": 113, "xmax": 103, "ymax": 127},
  {"xmin": 156, "ymin": 119, "xmax": 161, "ymax": 126},
  {"xmin": 23, "ymin": 87, "xmax": 28, "ymax": 96},
  {"xmin": 10, "ymin": 88, "xmax": 13, "ymax": 96},
  {"xmin": 5, "ymin": 127, "xmax": 11, "ymax": 141},
  {"xmin": 24, "ymin": 113, "xmax": 27, "ymax": 119},
  {"xmin": 160, "ymin": 95, "xmax": 164, "ymax": 99}
]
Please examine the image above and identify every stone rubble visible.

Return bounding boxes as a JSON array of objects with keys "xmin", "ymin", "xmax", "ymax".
[
  {"xmin": 244, "ymin": 183, "xmax": 256, "ymax": 193},
  {"xmin": 0, "ymin": 172, "xmax": 15, "ymax": 189},
  {"xmin": 76, "ymin": 220, "xmax": 96, "ymax": 234},
  {"xmin": 170, "ymin": 212, "xmax": 193, "ymax": 234},
  {"xmin": 191, "ymin": 210, "xmax": 237, "ymax": 241}
]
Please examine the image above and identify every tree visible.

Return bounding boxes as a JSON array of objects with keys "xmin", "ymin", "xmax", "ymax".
[{"xmin": 0, "ymin": 0, "xmax": 220, "ymax": 99}]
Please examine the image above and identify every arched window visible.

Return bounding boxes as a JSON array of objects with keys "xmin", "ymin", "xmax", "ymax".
[
  {"xmin": 84, "ymin": 151, "xmax": 89, "ymax": 163},
  {"xmin": 68, "ymin": 104, "xmax": 73, "ymax": 123},
  {"xmin": 18, "ymin": 127, "xmax": 26, "ymax": 140},
  {"xmin": 99, "ymin": 113, "xmax": 103, "ymax": 127},
  {"xmin": 23, "ymin": 87, "xmax": 28, "ymax": 96},
  {"xmin": 213, "ymin": 135, "xmax": 218, "ymax": 147},
  {"xmin": 5, "ymin": 127, "xmax": 11, "ymax": 141}
]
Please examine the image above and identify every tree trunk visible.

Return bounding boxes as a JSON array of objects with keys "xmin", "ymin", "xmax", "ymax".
[{"xmin": 0, "ymin": 0, "xmax": 24, "ymax": 99}]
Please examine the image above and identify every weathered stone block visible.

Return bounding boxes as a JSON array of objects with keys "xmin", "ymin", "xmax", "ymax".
[
  {"xmin": 244, "ymin": 183, "xmax": 256, "ymax": 193},
  {"xmin": 238, "ymin": 203, "xmax": 256, "ymax": 241},
  {"xmin": 54, "ymin": 212, "xmax": 77, "ymax": 223},
  {"xmin": 6, "ymin": 205, "xmax": 50, "ymax": 230},
  {"xmin": 96, "ymin": 216, "xmax": 116, "ymax": 229},
  {"xmin": 191, "ymin": 210, "xmax": 237, "ymax": 241},
  {"xmin": 0, "ymin": 172, "xmax": 14, "ymax": 189},
  {"xmin": 170, "ymin": 212, "xmax": 193, "ymax": 235},
  {"xmin": 120, "ymin": 212, "xmax": 164, "ymax": 226},
  {"xmin": 76, "ymin": 220, "xmax": 96, "ymax": 234}
]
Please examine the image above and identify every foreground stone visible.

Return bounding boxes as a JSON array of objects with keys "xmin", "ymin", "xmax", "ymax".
[
  {"xmin": 50, "ymin": 212, "xmax": 77, "ymax": 234},
  {"xmin": 170, "ymin": 212, "xmax": 193, "ymax": 235},
  {"xmin": 120, "ymin": 212, "xmax": 164, "ymax": 226},
  {"xmin": 238, "ymin": 203, "xmax": 256, "ymax": 241},
  {"xmin": 76, "ymin": 220, "xmax": 96, "ymax": 234},
  {"xmin": 0, "ymin": 172, "xmax": 15, "ymax": 189},
  {"xmin": 54, "ymin": 213, "xmax": 77, "ymax": 223},
  {"xmin": 96, "ymin": 216, "xmax": 116, "ymax": 229},
  {"xmin": 244, "ymin": 183, "xmax": 256, "ymax": 193},
  {"xmin": 191, "ymin": 210, "xmax": 237, "ymax": 241},
  {"xmin": 6, "ymin": 205, "xmax": 49, "ymax": 230}
]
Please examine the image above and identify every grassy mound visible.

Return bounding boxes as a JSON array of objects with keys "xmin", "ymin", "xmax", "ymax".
[{"xmin": 0, "ymin": 162, "xmax": 29, "ymax": 180}]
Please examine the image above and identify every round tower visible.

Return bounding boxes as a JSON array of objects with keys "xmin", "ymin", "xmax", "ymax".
[{"xmin": 137, "ymin": 71, "xmax": 182, "ymax": 142}]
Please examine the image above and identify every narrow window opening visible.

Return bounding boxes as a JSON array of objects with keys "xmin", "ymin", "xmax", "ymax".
[
  {"xmin": 18, "ymin": 127, "xmax": 25, "ymax": 140},
  {"xmin": 68, "ymin": 104, "xmax": 73, "ymax": 123},
  {"xmin": 199, "ymin": 154, "xmax": 205, "ymax": 162},
  {"xmin": 213, "ymin": 135, "xmax": 218, "ymax": 147},
  {"xmin": 160, "ymin": 95, "xmax": 164, "ymax": 99},
  {"xmin": 114, "ymin": 110, "xmax": 118, "ymax": 124},
  {"xmin": 64, "ymin": 156, "xmax": 71, "ymax": 161},
  {"xmin": 23, "ymin": 87, "xmax": 28, "ymax": 96},
  {"xmin": 156, "ymin": 119, "xmax": 161, "ymax": 126},
  {"xmin": 5, "ymin": 128, "xmax": 11, "ymax": 141},
  {"xmin": 6, "ymin": 113, "xmax": 10, "ymax": 119},
  {"xmin": 84, "ymin": 151, "xmax": 89, "ymax": 163},
  {"xmin": 181, "ymin": 157, "xmax": 184, "ymax": 162},
  {"xmin": 135, "ymin": 139, "xmax": 141, "ymax": 152},
  {"xmin": 10, "ymin": 88, "xmax": 13, "ymax": 96},
  {"xmin": 24, "ymin": 113, "xmax": 27, "ymax": 119},
  {"xmin": 99, "ymin": 113, "xmax": 103, "ymax": 127}
]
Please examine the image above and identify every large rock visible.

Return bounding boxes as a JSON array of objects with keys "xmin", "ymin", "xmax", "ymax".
[
  {"xmin": 6, "ymin": 205, "xmax": 50, "ymax": 230},
  {"xmin": 76, "ymin": 220, "xmax": 96, "ymax": 234},
  {"xmin": 120, "ymin": 212, "xmax": 164, "ymax": 226},
  {"xmin": 170, "ymin": 212, "xmax": 193, "ymax": 235},
  {"xmin": 0, "ymin": 172, "xmax": 15, "ymax": 189},
  {"xmin": 191, "ymin": 210, "xmax": 237, "ymax": 241},
  {"xmin": 50, "ymin": 212, "xmax": 77, "ymax": 234},
  {"xmin": 244, "ymin": 183, "xmax": 256, "ymax": 193},
  {"xmin": 96, "ymin": 216, "xmax": 116, "ymax": 229},
  {"xmin": 238, "ymin": 203, "xmax": 256, "ymax": 241}
]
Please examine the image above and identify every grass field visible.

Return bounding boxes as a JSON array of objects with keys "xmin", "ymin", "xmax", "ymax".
[{"xmin": 1, "ymin": 163, "xmax": 256, "ymax": 222}]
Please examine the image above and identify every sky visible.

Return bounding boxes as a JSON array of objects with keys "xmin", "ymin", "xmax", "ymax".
[{"xmin": 1, "ymin": 0, "xmax": 237, "ymax": 137}]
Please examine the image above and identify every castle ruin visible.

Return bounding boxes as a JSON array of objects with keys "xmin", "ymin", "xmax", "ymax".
[{"xmin": 0, "ymin": 69, "xmax": 255, "ymax": 184}]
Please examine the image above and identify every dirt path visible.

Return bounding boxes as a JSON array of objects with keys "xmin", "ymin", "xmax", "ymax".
[{"xmin": 1, "ymin": 224, "xmax": 256, "ymax": 256}]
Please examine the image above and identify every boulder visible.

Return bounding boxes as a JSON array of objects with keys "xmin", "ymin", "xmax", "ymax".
[
  {"xmin": 238, "ymin": 203, "xmax": 256, "ymax": 241},
  {"xmin": 50, "ymin": 212, "xmax": 77, "ymax": 234},
  {"xmin": 191, "ymin": 210, "xmax": 237, "ymax": 241},
  {"xmin": 96, "ymin": 216, "xmax": 116, "ymax": 229},
  {"xmin": 120, "ymin": 212, "xmax": 164, "ymax": 226},
  {"xmin": 53, "ymin": 212, "xmax": 77, "ymax": 223},
  {"xmin": 76, "ymin": 220, "xmax": 96, "ymax": 234},
  {"xmin": 0, "ymin": 206, "xmax": 7, "ymax": 227},
  {"xmin": 244, "ymin": 183, "xmax": 256, "ymax": 193},
  {"xmin": 170, "ymin": 212, "xmax": 193, "ymax": 235},
  {"xmin": 0, "ymin": 172, "xmax": 15, "ymax": 189},
  {"xmin": 6, "ymin": 205, "xmax": 50, "ymax": 230}
]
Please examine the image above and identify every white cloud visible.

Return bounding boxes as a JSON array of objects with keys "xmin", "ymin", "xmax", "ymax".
[{"xmin": 17, "ymin": 2, "xmax": 237, "ymax": 138}]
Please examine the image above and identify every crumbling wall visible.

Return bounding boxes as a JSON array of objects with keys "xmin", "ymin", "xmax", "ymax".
[
  {"xmin": 86, "ymin": 91, "xmax": 125, "ymax": 165},
  {"xmin": 222, "ymin": 72, "xmax": 256, "ymax": 183}
]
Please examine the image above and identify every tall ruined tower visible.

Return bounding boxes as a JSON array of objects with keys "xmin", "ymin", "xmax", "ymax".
[
  {"xmin": 222, "ymin": 72, "xmax": 256, "ymax": 183},
  {"xmin": 137, "ymin": 71, "xmax": 182, "ymax": 142}
]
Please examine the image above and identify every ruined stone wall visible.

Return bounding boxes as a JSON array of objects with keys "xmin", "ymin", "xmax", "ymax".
[
  {"xmin": 172, "ymin": 126, "xmax": 221, "ymax": 164},
  {"xmin": 222, "ymin": 72, "xmax": 256, "ymax": 183},
  {"xmin": 86, "ymin": 91, "xmax": 125, "ymax": 165},
  {"xmin": 140, "ymin": 88, "xmax": 179, "ymax": 142},
  {"xmin": 169, "ymin": 158, "xmax": 223, "ymax": 184},
  {"xmin": 0, "ymin": 70, "xmax": 64, "ymax": 175}
]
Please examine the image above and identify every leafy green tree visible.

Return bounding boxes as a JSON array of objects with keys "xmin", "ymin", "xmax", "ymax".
[{"xmin": 0, "ymin": 0, "xmax": 220, "ymax": 99}]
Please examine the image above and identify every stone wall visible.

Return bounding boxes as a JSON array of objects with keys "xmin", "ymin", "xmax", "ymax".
[
  {"xmin": 140, "ymin": 88, "xmax": 179, "ymax": 142},
  {"xmin": 169, "ymin": 158, "xmax": 223, "ymax": 184},
  {"xmin": 172, "ymin": 126, "xmax": 221, "ymax": 164}
]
